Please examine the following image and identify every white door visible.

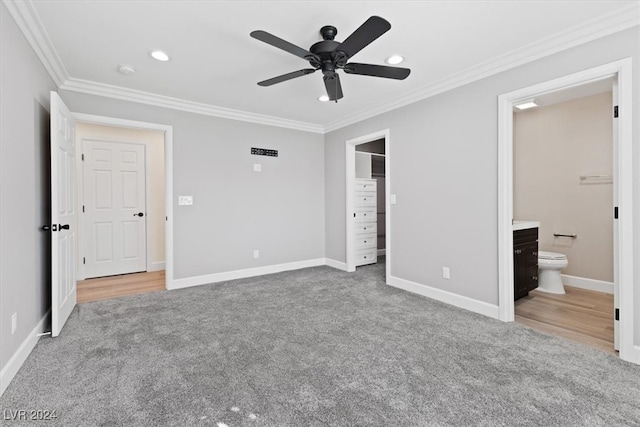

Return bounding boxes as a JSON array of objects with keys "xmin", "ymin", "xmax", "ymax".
[
  {"xmin": 612, "ymin": 82, "xmax": 619, "ymax": 351},
  {"xmin": 83, "ymin": 140, "xmax": 147, "ymax": 278},
  {"xmin": 51, "ymin": 92, "xmax": 77, "ymax": 337}
]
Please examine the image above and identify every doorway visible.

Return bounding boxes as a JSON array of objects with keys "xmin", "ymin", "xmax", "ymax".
[
  {"xmin": 73, "ymin": 113, "xmax": 174, "ymax": 292},
  {"xmin": 76, "ymin": 123, "xmax": 165, "ymax": 280},
  {"xmin": 345, "ymin": 129, "xmax": 391, "ymax": 282},
  {"xmin": 497, "ymin": 58, "xmax": 637, "ymax": 364},
  {"xmin": 511, "ymin": 85, "xmax": 615, "ymax": 353}
]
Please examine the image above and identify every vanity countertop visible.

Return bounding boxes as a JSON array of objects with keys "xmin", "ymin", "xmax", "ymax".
[{"xmin": 513, "ymin": 220, "xmax": 540, "ymax": 231}]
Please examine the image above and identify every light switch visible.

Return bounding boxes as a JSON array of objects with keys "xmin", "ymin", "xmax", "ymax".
[
  {"xmin": 178, "ymin": 196, "xmax": 193, "ymax": 206},
  {"xmin": 390, "ymin": 194, "xmax": 397, "ymax": 205},
  {"xmin": 253, "ymin": 163, "xmax": 262, "ymax": 172}
]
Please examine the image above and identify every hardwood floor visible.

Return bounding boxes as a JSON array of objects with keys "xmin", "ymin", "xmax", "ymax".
[
  {"xmin": 515, "ymin": 285, "xmax": 616, "ymax": 355},
  {"xmin": 77, "ymin": 270, "xmax": 165, "ymax": 303}
]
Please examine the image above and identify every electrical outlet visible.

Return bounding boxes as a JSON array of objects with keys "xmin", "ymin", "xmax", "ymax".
[
  {"xmin": 253, "ymin": 250, "xmax": 260, "ymax": 259},
  {"xmin": 442, "ymin": 267, "xmax": 451, "ymax": 280},
  {"xmin": 11, "ymin": 312, "xmax": 17, "ymax": 335},
  {"xmin": 253, "ymin": 163, "xmax": 262, "ymax": 172}
]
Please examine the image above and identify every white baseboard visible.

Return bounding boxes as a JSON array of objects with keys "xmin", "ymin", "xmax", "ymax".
[
  {"xmin": 148, "ymin": 261, "xmax": 166, "ymax": 272},
  {"xmin": 377, "ymin": 249, "xmax": 386, "ymax": 256},
  {"xmin": 621, "ymin": 345, "xmax": 640, "ymax": 365},
  {"xmin": 168, "ymin": 258, "xmax": 326, "ymax": 290},
  {"xmin": 388, "ymin": 275, "xmax": 500, "ymax": 319},
  {"xmin": 0, "ymin": 310, "xmax": 49, "ymax": 397},
  {"xmin": 325, "ymin": 258, "xmax": 348, "ymax": 271},
  {"xmin": 561, "ymin": 274, "xmax": 613, "ymax": 294}
]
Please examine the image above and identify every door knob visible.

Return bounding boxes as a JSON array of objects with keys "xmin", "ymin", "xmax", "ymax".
[
  {"xmin": 59, "ymin": 224, "xmax": 70, "ymax": 230},
  {"xmin": 41, "ymin": 225, "xmax": 51, "ymax": 231},
  {"xmin": 134, "ymin": 212, "xmax": 144, "ymax": 217}
]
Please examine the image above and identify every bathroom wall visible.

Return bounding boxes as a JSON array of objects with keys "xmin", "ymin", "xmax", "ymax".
[{"xmin": 513, "ymin": 91, "xmax": 613, "ymax": 282}]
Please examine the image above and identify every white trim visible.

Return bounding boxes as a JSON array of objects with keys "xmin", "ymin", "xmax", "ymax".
[
  {"xmin": 7, "ymin": 0, "xmax": 637, "ymax": 136},
  {"xmin": 2, "ymin": 0, "xmax": 68, "ymax": 86},
  {"xmin": 497, "ymin": 58, "xmax": 637, "ymax": 364},
  {"xmin": 148, "ymin": 261, "xmax": 165, "ymax": 272},
  {"xmin": 325, "ymin": 258, "xmax": 348, "ymax": 271},
  {"xmin": 61, "ymin": 78, "xmax": 324, "ymax": 134},
  {"xmin": 72, "ymin": 113, "xmax": 174, "ymax": 290},
  {"xmin": 388, "ymin": 276, "xmax": 500, "ymax": 320},
  {"xmin": 168, "ymin": 258, "xmax": 326, "ymax": 290},
  {"xmin": 0, "ymin": 310, "xmax": 49, "ymax": 396},
  {"xmin": 345, "ymin": 129, "xmax": 391, "ymax": 279},
  {"xmin": 324, "ymin": 3, "xmax": 640, "ymax": 132},
  {"xmin": 562, "ymin": 274, "xmax": 613, "ymax": 294}
]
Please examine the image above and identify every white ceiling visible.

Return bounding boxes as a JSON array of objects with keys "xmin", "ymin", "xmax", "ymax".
[{"xmin": 23, "ymin": 0, "xmax": 638, "ymax": 130}]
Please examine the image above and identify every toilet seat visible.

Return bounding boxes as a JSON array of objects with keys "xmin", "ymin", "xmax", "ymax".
[{"xmin": 538, "ymin": 251, "xmax": 567, "ymax": 261}]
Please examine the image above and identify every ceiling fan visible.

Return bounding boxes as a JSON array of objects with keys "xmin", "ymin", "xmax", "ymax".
[{"xmin": 250, "ymin": 16, "xmax": 411, "ymax": 102}]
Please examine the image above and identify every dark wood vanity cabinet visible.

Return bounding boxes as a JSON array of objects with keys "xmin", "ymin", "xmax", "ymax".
[{"xmin": 513, "ymin": 228, "xmax": 539, "ymax": 300}]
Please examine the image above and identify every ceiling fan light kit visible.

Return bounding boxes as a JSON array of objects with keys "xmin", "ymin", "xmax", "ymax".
[{"xmin": 250, "ymin": 16, "xmax": 411, "ymax": 102}]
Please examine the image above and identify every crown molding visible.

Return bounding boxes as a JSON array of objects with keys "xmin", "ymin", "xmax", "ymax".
[
  {"xmin": 2, "ymin": 0, "xmax": 68, "ymax": 86},
  {"xmin": 60, "ymin": 78, "xmax": 324, "ymax": 133},
  {"xmin": 324, "ymin": 2, "xmax": 640, "ymax": 133},
  {"xmin": 6, "ymin": 0, "xmax": 637, "ymax": 135}
]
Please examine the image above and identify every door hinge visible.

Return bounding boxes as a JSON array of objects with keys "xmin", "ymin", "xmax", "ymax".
[
  {"xmin": 81, "ymin": 153, "xmax": 85, "ymax": 161},
  {"xmin": 82, "ymin": 205, "xmax": 85, "ymax": 213},
  {"xmin": 83, "ymin": 257, "xmax": 86, "ymax": 265},
  {"xmin": 615, "ymin": 308, "xmax": 619, "ymax": 321},
  {"xmin": 614, "ymin": 206, "xmax": 618, "ymax": 219},
  {"xmin": 614, "ymin": 105, "xmax": 618, "ymax": 118}
]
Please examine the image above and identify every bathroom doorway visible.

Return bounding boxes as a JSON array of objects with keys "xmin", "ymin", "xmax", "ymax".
[
  {"xmin": 497, "ymin": 59, "xmax": 637, "ymax": 364},
  {"xmin": 512, "ymin": 82, "xmax": 615, "ymax": 353}
]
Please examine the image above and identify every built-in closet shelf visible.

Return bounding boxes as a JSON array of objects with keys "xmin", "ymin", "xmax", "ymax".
[{"xmin": 354, "ymin": 178, "xmax": 377, "ymax": 266}]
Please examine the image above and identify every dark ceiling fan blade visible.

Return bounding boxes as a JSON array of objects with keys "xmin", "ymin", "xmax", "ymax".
[
  {"xmin": 250, "ymin": 30, "xmax": 319, "ymax": 61},
  {"xmin": 335, "ymin": 16, "xmax": 391, "ymax": 59},
  {"xmin": 323, "ymin": 73, "xmax": 343, "ymax": 101},
  {"xmin": 257, "ymin": 68, "xmax": 317, "ymax": 86},
  {"xmin": 343, "ymin": 63, "xmax": 411, "ymax": 80}
]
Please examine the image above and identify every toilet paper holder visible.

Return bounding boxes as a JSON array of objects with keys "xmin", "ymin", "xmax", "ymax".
[{"xmin": 553, "ymin": 233, "xmax": 577, "ymax": 238}]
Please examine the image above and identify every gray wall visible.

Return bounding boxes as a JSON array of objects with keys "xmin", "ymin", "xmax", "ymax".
[
  {"xmin": 0, "ymin": 3, "xmax": 57, "ymax": 369},
  {"xmin": 324, "ymin": 28, "xmax": 639, "ymax": 313},
  {"xmin": 59, "ymin": 92, "xmax": 325, "ymax": 279},
  {"xmin": 61, "ymin": 91, "xmax": 324, "ymax": 279}
]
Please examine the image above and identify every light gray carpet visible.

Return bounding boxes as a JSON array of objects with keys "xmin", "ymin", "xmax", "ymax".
[{"xmin": 2, "ymin": 260, "xmax": 639, "ymax": 426}]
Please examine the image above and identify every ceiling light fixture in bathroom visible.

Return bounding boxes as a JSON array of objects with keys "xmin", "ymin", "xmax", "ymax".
[
  {"xmin": 318, "ymin": 95, "xmax": 330, "ymax": 102},
  {"xmin": 514, "ymin": 99, "xmax": 539, "ymax": 110}
]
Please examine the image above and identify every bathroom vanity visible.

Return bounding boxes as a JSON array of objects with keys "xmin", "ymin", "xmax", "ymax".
[{"xmin": 513, "ymin": 221, "xmax": 540, "ymax": 300}]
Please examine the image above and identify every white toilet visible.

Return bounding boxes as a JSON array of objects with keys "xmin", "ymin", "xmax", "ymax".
[{"xmin": 537, "ymin": 251, "xmax": 568, "ymax": 294}]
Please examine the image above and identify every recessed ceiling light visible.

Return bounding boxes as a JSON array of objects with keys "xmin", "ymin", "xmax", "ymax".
[
  {"xmin": 150, "ymin": 50, "xmax": 170, "ymax": 62},
  {"xmin": 385, "ymin": 55, "xmax": 404, "ymax": 65},
  {"xmin": 318, "ymin": 95, "xmax": 329, "ymax": 102},
  {"xmin": 117, "ymin": 64, "xmax": 136, "ymax": 75},
  {"xmin": 514, "ymin": 99, "xmax": 540, "ymax": 110}
]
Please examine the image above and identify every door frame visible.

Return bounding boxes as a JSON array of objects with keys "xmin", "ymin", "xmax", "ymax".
[
  {"xmin": 497, "ymin": 58, "xmax": 637, "ymax": 363},
  {"xmin": 345, "ymin": 129, "xmax": 391, "ymax": 283},
  {"xmin": 79, "ymin": 138, "xmax": 150, "ymax": 279},
  {"xmin": 73, "ymin": 113, "xmax": 174, "ymax": 289}
]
